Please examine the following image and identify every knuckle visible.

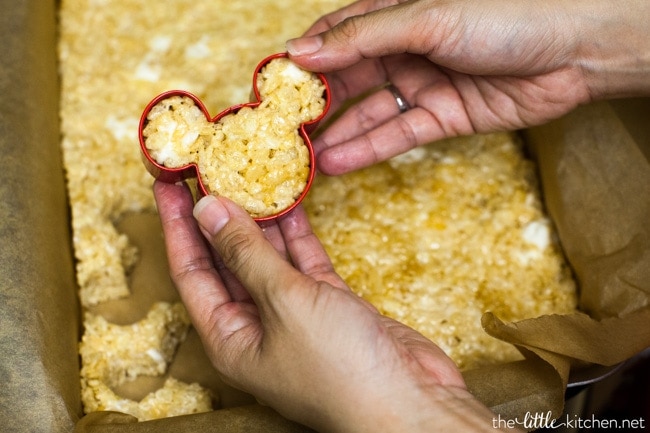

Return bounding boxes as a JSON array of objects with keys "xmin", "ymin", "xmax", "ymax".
[
  {"xmin": 335, "ymin": 15, "xmax": 363, "ymax": 41},
  {"xmin": 217, "ymin": 225, "xmax": 256, "ymax": 275},
  {"xmin": 354, "ymin": 104, "xmax": 380, "ymax": 132},
  {"xmin": 394, "ymin": 114, "xmax": 418, "ymax": 147},
  {"xmin": 169, "ymin": 243, "xmax": 213, "ymax": 284}
]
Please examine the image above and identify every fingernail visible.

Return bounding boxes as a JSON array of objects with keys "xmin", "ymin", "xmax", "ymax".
[
  {"xmin": 286, "ymin": 35, "xmax": 323, "ymax": 56},
  {"xmin": 193, "ymin": 195, "xmax": 230, "ymax": 235}
]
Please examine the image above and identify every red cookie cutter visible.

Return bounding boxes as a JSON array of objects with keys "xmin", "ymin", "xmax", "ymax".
[{"xmin": 138, "ymin": 52, "xmax": 330, "ymax": 222}]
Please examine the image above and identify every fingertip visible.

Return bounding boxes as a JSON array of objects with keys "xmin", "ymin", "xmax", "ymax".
[
  {"xmin": 153, "ymin": 180, "xmax": 195, "ymax": 222},
  {"xmin": 286, "ymin": 35, "xmax": 323, "ymax": 57},
  {"xmin": 316, "ymin": 144, "xmax": 368, "ymax": 176},
  {"xmin": 152, "ymin": 178, "xmax": 175, "ymax": 197}
]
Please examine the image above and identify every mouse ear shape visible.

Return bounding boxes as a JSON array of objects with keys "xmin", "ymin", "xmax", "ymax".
[
  {"xmin": 252, "ymin": 52, "xmax": 331, "ymax": 133},
  {"xmin": 138, "ymin": 53, "xmax": 330, "ymax": 222}
]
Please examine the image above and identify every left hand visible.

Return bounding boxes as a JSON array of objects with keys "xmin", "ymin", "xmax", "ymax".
[
  {"xmin": 286, "ymin": 0, "xmax": 599, "ymax": 175},
  {"xmin": 153, "ymin": 180, "xmax": 484, "ymax": 433}
]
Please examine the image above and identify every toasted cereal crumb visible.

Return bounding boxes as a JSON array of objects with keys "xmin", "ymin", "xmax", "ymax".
[
  {"xmin": 303, "ymin": 133, "xmax": 578, "ymax": 370},
  {"xmin": 142, "ymin": 58, "xmax": 324, "ymax": 218}
]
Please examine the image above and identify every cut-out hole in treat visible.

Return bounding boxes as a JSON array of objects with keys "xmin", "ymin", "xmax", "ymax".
[{"xmin": 139, "ymin": 53, "xmax": 330, "ymax": 221}]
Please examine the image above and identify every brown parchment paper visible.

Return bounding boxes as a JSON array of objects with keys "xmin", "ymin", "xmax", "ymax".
[
  {"xmin": 1, "ymin": 1, "xmax": 649, "ymax": 432},
  {"xmin": 465, "ymin": 99, "xmax": 650, "ymax": 423},
  {"xmin": 0, "ymin": 1, "xmax": 81, "ymax": 432}
]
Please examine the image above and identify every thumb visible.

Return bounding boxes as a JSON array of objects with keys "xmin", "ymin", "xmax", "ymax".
[
  {"xmin": 193, "ymin": 195, "xmax": 309, "ymax": 309},
  {"xmin": 286, "ymin": 1, "xmax": 435, "ymax": 71}
]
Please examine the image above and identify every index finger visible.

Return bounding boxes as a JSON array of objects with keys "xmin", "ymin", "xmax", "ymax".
[
  {"xmin": 301, "ymin": 0, "xmax": 401, "ymax": 36},
  {"xmin": 153, "ymin": 181, "xmax": 232, "ymax": 319},
  {"xmin": 288, "ymin": 0, "xmax": 434, "ymax": 73},
  {"xmin": 278, "ymin": 205, "xmax": 349, "ymax": 290}
]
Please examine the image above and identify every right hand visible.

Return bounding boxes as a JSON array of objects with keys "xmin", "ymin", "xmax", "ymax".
[{"xmin": 287, "ymin": 0, "xmax": 650, "ymax": 175}]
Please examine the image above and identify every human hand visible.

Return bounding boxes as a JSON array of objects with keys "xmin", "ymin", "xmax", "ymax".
[
  {"xmin": 153, "ymin": 180, "xmax": 504, "ymax": 432},
  {"xmin": 287, "ymin": 0, "xmax": 650, "ymax": 175}
]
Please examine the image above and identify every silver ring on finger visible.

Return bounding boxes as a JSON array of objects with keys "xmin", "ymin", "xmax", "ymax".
[{"xmin": 386, "ymin": 84, "xmax": 411, "ymax": 114}]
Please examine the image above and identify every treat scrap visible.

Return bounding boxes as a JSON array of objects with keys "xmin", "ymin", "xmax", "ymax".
[
  {"xmin": 79, "ymin": 302, "xmax": 213, "ymax": 420},
  {"xmin": 142, "ymin": 57, "xmax": 326, "ymax": 218}
]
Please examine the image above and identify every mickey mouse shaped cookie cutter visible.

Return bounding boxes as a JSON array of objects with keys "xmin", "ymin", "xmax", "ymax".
[{"xmin": 138, "ymin": 52, "xmax": 331, "ymax": 222}]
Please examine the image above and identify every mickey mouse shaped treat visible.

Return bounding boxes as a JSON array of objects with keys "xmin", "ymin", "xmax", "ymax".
[{"xmin": 139, "ymin": 53, "xmax": 330, "ymax": 221}]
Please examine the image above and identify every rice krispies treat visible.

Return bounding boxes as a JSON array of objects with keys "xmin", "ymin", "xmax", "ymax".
[
  {"xmin": 58, "ymin": 0, "xmax": 348, "ymax": 306},
  {"xmin": 303, "ymin": 133, "xmax": 578, "ymax": 371},
  {"xmin": 142, "ymin": 58, "xmax": 324, "ymax": 218},
  {"xmin": 82, "ymin": 377, "xmax": 212, "ymax": 421},
  {"xmin": 79, "ymin": 302, "xmax": 213, "ymax": 419},
  {"xmin": 80, "ymin": 302, "xmax": 190, "ymax": 386}
]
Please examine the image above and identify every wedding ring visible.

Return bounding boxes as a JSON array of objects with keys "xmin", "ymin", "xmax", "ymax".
[{"xmin": 386, "ymin": 84, "xmax": 411, "ymax": 113}]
